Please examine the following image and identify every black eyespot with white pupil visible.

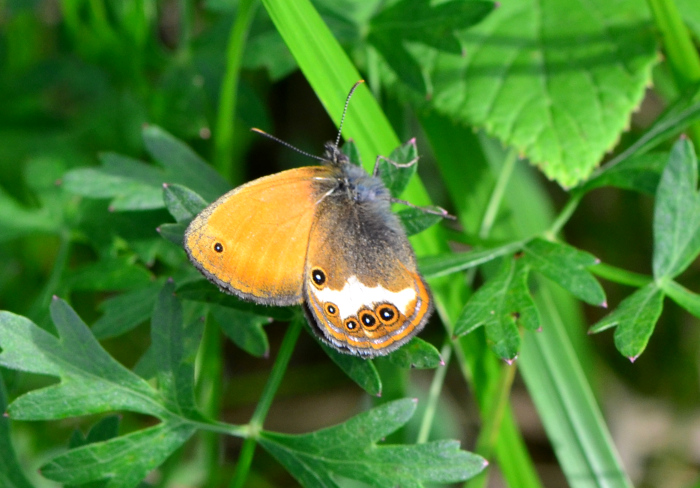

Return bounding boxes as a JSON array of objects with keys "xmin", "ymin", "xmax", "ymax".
[
  {"xmin": 214, "ymin": 242, "xmax": 224, "ymax": 253},
  {"xmin": 311, "ymin": 268, "xmax": 326, "ymax": 287},
  {"xmin": 324, "ymin": 303, "xmax": 337, "ymax": 316},
  {"xmin": 360, "ymin": 312, "xmax": 377, "ymax": 327},
  {"xmin": 377, "ymin": 304, "xmax": 399, "ymax": 325},
  {"xmin": 379, "ymin": 307, "xmax": 394, "ymax": 321},
  {"xmin": 345, "ymin": 319, "xmax": 358, "ymax": 330}
]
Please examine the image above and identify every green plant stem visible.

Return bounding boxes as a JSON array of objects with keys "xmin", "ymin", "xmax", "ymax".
[
  {"xmin": 197, "ymin": 315, "xmax": 224, "ymax": 486},
  {"xmin": 647, "ymin": 0, "xmax": 700, "ymax": 144},
  {"xmin": 480, "ymin": 148, "xmax": 518, "ymax": 239},
  {"xmin": 228, "ymin": 318, "xmax": 302, "ymax": 488},
  {"xmin": 214, "ymin": 0, "xmax": 259, "ymax": 184},
  {"xmin": 547, "ymin": 192, "xmax": 583, "ymax": 238},
  {"xmin": 30, "ymin": 230, "xmax": 71, "ymax": 322},
  {"xmin": 590, "ymin": 262, "xmax": 652, "ymax": 288},
  {"xmin": 416, "ymin": 342, "xmax": 452, "ymax": 443}
]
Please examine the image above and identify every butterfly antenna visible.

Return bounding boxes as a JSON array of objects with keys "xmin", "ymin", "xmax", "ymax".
[
  {"xmin": 251, "ymin": 128, "xmax": 325, "ymax": 162},
  {"xmin": 334, "ymin": 80, "xmax": 365, "ymax": 149}
]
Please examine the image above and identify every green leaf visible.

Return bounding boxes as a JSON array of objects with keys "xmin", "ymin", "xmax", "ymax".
[
  {"xmin": 152, "ymin": 280, "xmax": 200, "ymax": 418},
  {"xmin": 65, "ymin": 256, "xmax": 153, "ymax": 292},
  {"xmin": 660, "ymin": 280, "xmax": 700, "ymax": 318},
  {"xmin": 341, "ymin": 139, "xmax": 362, "ymax": 167},
  {"xmin": 62, "ymin": 153, "xmax": 165, "ymax": 211},
  {"xmin": 368, "ymin": 0, "xmax": 495, "ymax": 92},
  {"xmin": 69, "ymin": 416, "xmax": 121, "ymax": 449},
  {"xmin": 454, "ymin": 256, "xmax": 539, "ymax": 360},
  {"xmin": 40, "ymin": 421, "xmax": 196, "ymax": 488},
  {"xmin": 385, "ymin": 337, "xmax": 443, "ymax": 369},
  {"xmin": 319, "ymin": 343, "xmax": 382, "ymax": 396},
  {"xmin": 377, "ymin": 139, "xmax": 418, "ymax": 198},
  {"xmin": 0, "ymin": 186, "xmax": 61, "ymax": 242},
  {"xmin": 258, "ymin": 398, "xmax": 486, "ymax": 487},
  {"xmin": 418, "ymin": 241, "xmax": 523, "ymax": 279},
  {"xmin": 652, "ymin": 138, "xmax": 700, "ymax": 279},
  {"xmin": 142, "ymin": 125, "xmax": 230, "ymax": 203},
  {"xmin": 398, "ymin": 207, "xmax": 444, "ymax": 236},
  {"xmin": 0, "ymin": 375, "xmax": 33, "ymax": 488},
  {"xmin": 590, "ymin": 83, "xmax": 700, "ymax": 175},
  {"xmin": 92, "ymin": 281, "xmax": 164, "ymax": 339},
  {"xmin": 0, "ymin": 297, "xmax": 166, "ymax": 420},
  {"xmin": 177, "ymin": 279, "xmax": 295, "ymax": 321},
  {"xmin": 579, "ymin": 152, "xmax": 667, "ymax": 195},
  {"xmin": 210, "ymin": 304, "xmax": 271, "ymax": 358},
  {"xmin": 157, "ymin": 222, "xmax": 186, "ymax": 246},
  {"xmin": 162, "ymin": 184, "xmax": 208, "ymax": 223},
  {"xmin": 417, "ymin": 0, "xmax": 657, "ymax": 187},
  {"xmin": 524, "ymin": 238, "xmax": 606, "ymax": 306},
  {"xmin": 589, "ymin": 284, "xmax": 664, "ymax": 360}
]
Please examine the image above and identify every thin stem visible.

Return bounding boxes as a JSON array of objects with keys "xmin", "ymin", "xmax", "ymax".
[
  {"xmin": 30, "ymin": 230, "xmax": 71, "ymax": 322},
  {"xmin": 228, "ymin": 318, "xmax": 302, "ymax": 488},
  {"xmin": 415, "ymin": 342, "xmax": 452, "ymax": 443},
  {"xmin": 479, "ymin": 149, "xmax": 518, "ymax": 239},
  {"xmin": 589, "ymin": 262, "xmax": 652, "ymax": 288},
  {"xmin": 547, "ymin": 191, "xmax": 583, "ymax": 238},
  {"xmin": 214, "ymin": 0, "xmax": 259, "ymax": 183},
  {"xmin": 197, "ymin": 315, "xmax": 224, "ymax": 487},
  {"xmin": 646, "ymin": 0, "xmax": 700, "ymax": 145}
]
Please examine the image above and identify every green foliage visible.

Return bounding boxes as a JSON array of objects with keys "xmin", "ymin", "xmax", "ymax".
[{"xmin": 1, "ymin": 0, "xmax": 699, "ymax": 487}]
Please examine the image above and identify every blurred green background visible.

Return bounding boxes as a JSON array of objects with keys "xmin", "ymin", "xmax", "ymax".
[{"xmin": 1, "ymin": 1, "xmax": 699, "ymax": 487}]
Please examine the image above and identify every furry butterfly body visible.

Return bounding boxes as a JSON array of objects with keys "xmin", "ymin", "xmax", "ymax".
[{"xmin": 184, "ymin": 141, "xmax": 433, "ymax": 357}]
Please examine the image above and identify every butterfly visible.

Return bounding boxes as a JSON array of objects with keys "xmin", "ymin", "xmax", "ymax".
[{"xmin": 184, "ymin": 82, "xmax": 435, "ymax": 357}]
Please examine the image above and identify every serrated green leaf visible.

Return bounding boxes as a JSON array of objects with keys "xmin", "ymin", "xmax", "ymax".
[
  {"xmin": 162, "ymin": 184, "xmax": 208, "ymax": 223},
  {"xmin": 152, "ymin": 280, "xmax": 199, "ymax": 417},
  {"xmin": 92, "ymin": 281, "xmax": 164, "ymax": 339},
  {"xmin": 590, "ymin": 83, "xmax": 700, "ymax": 176},
  {"xmin": 0, "ymin": 375, "xmax": 33, "ymax": 488},
  {"xmin": 368, "ymin": 0, "xmax": 494, "ymax": 92},
  {"xmin": 40, "ymin": 421, "xmax": 196, "ymax": 488},
  {"xmin": 258, "ymin": 398, "xmax": 486, "ymax": 488},
  {"xmin": 454, "ymin": 257, "xmax": 539, "ymax": 360},
  {"xmin": 658, "ymin": 280, "xmax": 700, "ymax": 319},
  {"xmin": 157, "ymin": 222, "xmax": 186, "ymax": 246},
  {"xmin": 142, "ymin": 125, "xmax": 230, "ymax": 203},
  {"xmin": 398, "ymin": 207, "xmax": 444, "ymax": 236},
  {"xmin": 376, "ymin": 139, "xmax": 419, "ymax": 197},
  {"xmin": 0, "ymin": 298, "xmax": 165, "ymax": 420},
  {"xmin": 589, "ymin": 283, "xmax": 664, "ymax": 359},
  {"xmin": 652, "ymin": 138, "xmax": 700, "ymax": 279},
  {"xmin": 524, "ymin": 238, "xmax": 606, "ymax": 306},
  {"xmin": 418, "ymin": 241, "xmax": 523, "ymax": 279},
  {"xmin": 210, "ymin": 304, "xmax": 271, "ymax": 358},
  {"xmin": 579, "ymin": 152, "xmax": 667, "ymax": 195},
  {"xmin": 417, "ymin": 0, "xmax": 657, "ymax": 186},
  {"xmin": 319, "ymin": 343, "xmax": 382, "ymax": 396},
  {"xmin": 385, "ymin": 337, "xmax": 442, "ymax": 369},
  {"xmin": 65, "ymin": 256, "xmax": 153, "ymax": 292}
]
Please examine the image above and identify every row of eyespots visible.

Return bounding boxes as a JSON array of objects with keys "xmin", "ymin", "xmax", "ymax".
[{"xmin": 323, "ymin": 302, "xmax": 400, "ymax": 331}]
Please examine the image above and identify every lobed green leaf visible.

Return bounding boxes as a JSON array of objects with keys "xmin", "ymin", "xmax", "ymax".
[
  {"xmin": 210, "ymin": 304, "xmax": 271, "ymax": 358},
  {"xmin": 162, "ymin": 184, "xmax": 208, "ymax": 223},
  {"xmin": 258, "ymin": 398, "xmax": 486, "ymax": 488},
  {"xmin": 454, "ymin": 256, "xmax": 539, "ymax": 360},
  {"xmin": 652, "ymin": 138, "xmax": 700, "ymax": 279},
  {"xmin": 524, "ymin": 238, "xmax": 606, "ymax": 306},
  {"xmin": 589, "ymin": 283, "xmax": 664, "ymax": 360},
  {"xmin": 385, "ymin": 337, "xmax": 443, "ymax": 369}
]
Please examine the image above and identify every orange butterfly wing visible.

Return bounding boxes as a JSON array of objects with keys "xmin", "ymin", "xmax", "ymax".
[{"xmin": 185, "ymin": 166, "xmax": 335, "ymax": 305}]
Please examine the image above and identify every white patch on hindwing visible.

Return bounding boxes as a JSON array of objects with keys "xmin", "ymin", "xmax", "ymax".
[{"xmin": 311, "ymin": 275, "xmax": 416, "ymax": 320}]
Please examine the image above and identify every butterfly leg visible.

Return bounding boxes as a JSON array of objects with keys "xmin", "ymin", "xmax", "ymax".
[
  {"xmin": 391, "ymin": 198, "xmax": 456, "ymax": 220},
  {"xmin": 372, "ymin": 154, "xmax": 419, "ymax": 177}
]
